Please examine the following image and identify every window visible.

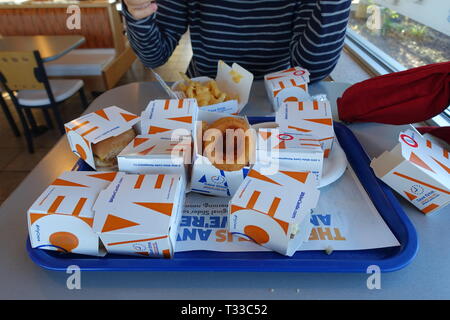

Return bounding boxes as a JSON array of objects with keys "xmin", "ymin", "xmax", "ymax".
[{"xmin": 346, "ymin": 0, "xmax": 450, "ymax": 123}]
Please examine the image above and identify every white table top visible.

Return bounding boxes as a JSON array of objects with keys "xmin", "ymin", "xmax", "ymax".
[{"xmin": 0, "ymin": 81, "xmax": 448, "ymax": 299}]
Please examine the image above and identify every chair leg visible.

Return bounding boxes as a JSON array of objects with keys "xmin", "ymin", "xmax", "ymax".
[
  {"xmin": 78, "ymin": 88, "xmax": 89, "ymax": 110},
  {"xmin": 51, "ymin": 103, "xmax": 65, "ymax": 135},
  {"xmin": 0, "ymin": 94, "xmax": 21, "ymax": 137},
  {"xmin": 42, "ymin": 109, "xmax": 54, "ymax": 129},
  {"xmin": 16, "ymin": 107, "xmax": 34, "ymax": 153}
]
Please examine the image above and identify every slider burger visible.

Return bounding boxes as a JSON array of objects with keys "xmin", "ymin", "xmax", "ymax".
[
  {"xmin": 92, "ymin": 128, "xmax": 136, "ymax": 170},
  {"xmin": 202, "ymin": 117, "xmax": 256, "ymax": 171}
]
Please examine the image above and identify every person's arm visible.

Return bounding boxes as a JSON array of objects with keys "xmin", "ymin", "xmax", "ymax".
[
  {"xmin": 122, "ymin": 0, "xmax": 188, "ymax": 68},
  {"xmin": 290, "ymin": 0, "xmax": 352, "ymax": 82}
]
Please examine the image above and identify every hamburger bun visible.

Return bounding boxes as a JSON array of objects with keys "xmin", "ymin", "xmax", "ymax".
[{"xmin": 92, "ymin": 128, "xmax": 136, "ymax": 169}]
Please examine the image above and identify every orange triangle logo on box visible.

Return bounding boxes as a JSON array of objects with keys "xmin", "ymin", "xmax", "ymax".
[
  {"xmin": 102, "ymin": 214, "xmax": 140, "ymax": 233},
  {"xmin": 432, "ymin": 156, "xmax": 450, "ymax": 174},
  {"xmin": 148, "ymin": 126, "xmax": 171, "ymax": 135},
  {"xmin": 95, "ymin": 109, "xmax": 110, "ymax": 121},
  {"xmin": 304, "ymin": 118, "xmax": 333, "ymax": 126},
  {"xmin": 120, "ymin": 113, "xmax": 139, "ymax": 122},
  {"xmin": 247, "ymin": 169, "xmax": 281, "ymax": 186},
  {"xmin": 273, "ymin": 141, "xmax": 286, "ymax": 149},
  {"xmin": 139, "ymin": 145, "xmax": 156, "ymax": 155},
  {"xmin": 287, "ymin": 126, "xmax": 311, "ymax": 133},
  {"xmin": 167, "ymin": 116, "xmax": 192, "ymax": 123},
  {"xmin": 404, "ymin": 191, "xmax": 417, "ymax": 201},
  {"xmin": 409, "ymin": 152, "xmax": 435, "ymax": 173},
  {"xmin": 133, "ymin": 202, "xmax": 174, "ymax": 216},
  {"xmin": 51, "ymin": 178, "xmax": 88, "ymax": 188},
  {"xmin": 133, "ymin": 137, "xmax": 149, "ymax": 148},
  {"xmin": 259, "ymin": 131, "xmax": 272, "ymax": 141},
  {"xmin": 280, "ymin": 171, "xmax": 309, "ymax": 184},
  {"xmin": 88, "ymin": 172, "xmax": 118, "ymax": 182}
]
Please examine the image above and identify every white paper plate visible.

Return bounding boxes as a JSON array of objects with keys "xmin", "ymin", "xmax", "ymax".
[{"xmin": 251, "ymin": 122, "xmax": 347, "ymax": 188}]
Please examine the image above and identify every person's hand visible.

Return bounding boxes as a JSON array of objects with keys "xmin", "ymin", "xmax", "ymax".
[{"xmin": 124, "ymin": 0, "xmax": 158, "ymax": 20}]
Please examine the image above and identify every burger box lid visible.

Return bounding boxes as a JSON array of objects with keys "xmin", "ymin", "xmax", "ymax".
[
  {"xmin": 275, "ymin": 100, "xmax": 335, "ymax": 158},
  {"xmin": 189, "ymin": 110, "xmax": 256, "ymax": 197},
  {"xmin": 264, "ymin": 67, "xmax": 311, "ymax": 111},
  {"xmin": 256, "ymin": 128, "xmax": 324, "ymax": 184},
  {"xmin": 171, "ymin": 60, "xmax": 254, "ymax": 114},
  {"xmin": 92, "ymin": 172, "xmax": 186, "ymax": 258},
  {"xmin": 117, "ymin": 134, "xmax": 192, "ymax": 191},
  {"xmin": 27, "ymin": 171, "xmax": 118, "ymax": 256},
  {"xmin": 228, "ymin": 163, "xmax": 320, "ymax": 256},
  {"xmin": 140, "ymin": 98, "xmax": 199, "ymax": 136},
  {"xmin": 64, "ymin": 106, "xmax": 140, "ymax": 170},
  {"xmin": 371, "ymin": 129, "xmax": 450, "ymax": 215}
]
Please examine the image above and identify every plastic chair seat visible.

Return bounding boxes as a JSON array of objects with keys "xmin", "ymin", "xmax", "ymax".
[{"xmin": 17, "ymin": 79, "xmax": 84, "ymax": 106}]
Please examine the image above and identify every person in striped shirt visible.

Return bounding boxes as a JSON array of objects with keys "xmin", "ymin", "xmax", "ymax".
[{"xmin": 123, "ymin": 0, "xmax": 352, "ymax": 82}]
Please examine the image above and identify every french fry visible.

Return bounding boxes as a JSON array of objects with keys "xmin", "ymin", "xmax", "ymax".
[{"xmin": 176, "ymin": 76, "xmax": 233, "ymax": 107}]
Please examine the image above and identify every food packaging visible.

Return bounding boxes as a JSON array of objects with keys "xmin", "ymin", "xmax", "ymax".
[
  {"xmin": 65, "ymin": 106, "xmax": 140, "ymax": 170},
  {"xmin": 228, "ymin": 163, "xmax": 320, "ymax": 256},
  {"xmin": 27, "ymin": 171, "xmax": 117, "ymax": 256},
  {"xmin": 276, "ymin": 100, "xmax": 335, "ymax": 158},
  {"xmin": 189, "ymin": 110, "xmax": 256, "ymax": 197},
  {"xmin": 264, "ymin": 67, "xmax": 311, "ymax": 111},
  {"xmin": 140, "ymin": 98, "xmax": 198, "ymax": 137},
  {"xmin": 256, "ymin": 128, "xmax": 324, "ymax": 184},
  {"xmin": 117, "ymin": 133, "xmax": 192, "ymax": 189},
  {"xmin": 92, "ymin": 172, "xmax": 185, "ymax": 258},
  {"xmin": 371, "ymin": 129, "xmax": 450, "ymax": 215},
  {"xmin": 171, "ymin": 60, "xmax": 254, "ymax": 114}
]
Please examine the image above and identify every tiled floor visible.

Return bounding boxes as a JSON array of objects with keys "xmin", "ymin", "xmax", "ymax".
[{"xmin": 0, "ymin": 32, "xmax": 368, "ymax": 206}]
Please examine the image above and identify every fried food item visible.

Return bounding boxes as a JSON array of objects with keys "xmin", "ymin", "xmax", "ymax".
[
  {"xmin": 202, "ymin": 117, "xmax": 255, "ymax": 171},
  {"xmin": 177, "ymin": 73, "xmax": 234, "ymax": 107},
  {"xmin": 92, "ymin": 128, "xmax": 136, "ymax": 170}
]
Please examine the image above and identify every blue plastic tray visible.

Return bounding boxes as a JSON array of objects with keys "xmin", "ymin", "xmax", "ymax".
[{"xmin": 26, "ymin": 118, "xmax": 418, "ymax": 272}]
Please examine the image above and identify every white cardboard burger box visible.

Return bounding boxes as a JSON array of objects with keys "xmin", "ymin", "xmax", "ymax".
[
  {"xmin": 92, "ymin": 172, "xmax": 186, "ymax": 258},
  {"xmin": 171, "ymin": 60, "xmax": 254, "ymax": 114},
  {"xmin": 27, "ymin": 171, "xmax": 118, "ymax": 256},
  {"xmin": 275, "ymin": 100, "xmax": 335, "ymax": 158},
  {"xmin": 256, "ymin": 128, "xmax": 324, "ymax": 184},
  {"xmin": 264, "ymin": 67, "xmax": 311, "ymax": 111},
  {"xmin": 65, "ymin": 106, "xmax": 140, "ymax": 170},
  {"xmin": 140, "ymin": 98, "xmax": 198, "ymax": 136},
  {"xmin": 228, "ymin": 163, "xmax": 320, "ymax": 256},
  {"xmin": 371, "ymin": 129, "xmax": 450, "ymax": 215},
  {"xmin": 117, "ymin": 133, "xmax": 192, "ymax": 190},
  {"xmin": 189, "ymin": 110, "xmax": 256, "ymax": 197}
]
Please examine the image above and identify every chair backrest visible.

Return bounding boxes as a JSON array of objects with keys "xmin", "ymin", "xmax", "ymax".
[{"xmin": 0, "ymin": 51, "xmax": 44, "ymax": 91}]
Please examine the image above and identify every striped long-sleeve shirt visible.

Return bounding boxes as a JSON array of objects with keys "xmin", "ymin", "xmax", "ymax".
[{"xmin": 123, "ymin": 0, "xmax": 351, "ymax": 82}]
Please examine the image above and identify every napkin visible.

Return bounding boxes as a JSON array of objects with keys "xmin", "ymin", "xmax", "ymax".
[{"xmin": 337, "ymin": 62, "xmax": 450, "ymax": 125}]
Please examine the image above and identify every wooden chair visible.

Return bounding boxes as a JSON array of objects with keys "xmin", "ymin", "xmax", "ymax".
[
  {"xmin": 0, "ymin": 50, "xmax": 88, "ymax": 153},
  {"xmin": 0, "ymin": 91, "xmax": 20, "ymax": 137}
]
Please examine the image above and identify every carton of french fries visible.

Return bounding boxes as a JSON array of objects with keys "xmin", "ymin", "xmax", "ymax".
[
  {"xmin": 264, "ymin": 67, "xmax": 311, "ymax": 111},
  {"xmin": 171, "ymin": 61, "xmax": 254, "ymax": 114}
]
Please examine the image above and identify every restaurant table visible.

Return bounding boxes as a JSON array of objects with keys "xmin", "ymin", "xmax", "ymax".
[
  {"xmin": 0, "ymin": 35, "xmax": 85, "ymax": 62},
  {"xmin": 0, "ymin": 81, "xmax": 449, "ymax": 300},
  {"xmin": 0, "ymin": 35, "xmax": 85, "ymax": 135}
]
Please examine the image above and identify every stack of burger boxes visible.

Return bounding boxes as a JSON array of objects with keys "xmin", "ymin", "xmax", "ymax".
[
  {"xmin": 92, "ymin": 172, "xmax": 186, "ymax": 257},
  {"xmin": 171, "ymin": 60, "xmax": 254, "ymax": 114},
  {"xmin": 276, "ymin": 100, "xmax": 335, "ymax": 158},
  {"xmin": 65, "ymin": 106, "xmax": 140, "ymax": 170},
  {"xmin": 27, "ymin": 171, "xmax": 118, "ymax": 256},
  {"xmin": 256, "ymin": 128, "xmax": 324, "ymax": 184},
  {"xmin": 371, "ymin": 129, "xmax": 450, "ymax": 215},
  {"xmin": 227, "ymin": 163, "xmax": 320, "ymax": 256},
  {"xmin": 189, "ymin": 110, "xmax": 255, "ymax": 197},
  {"xmin": 264, "ymin": 67, "xmax": 311, "ymax": 111}
]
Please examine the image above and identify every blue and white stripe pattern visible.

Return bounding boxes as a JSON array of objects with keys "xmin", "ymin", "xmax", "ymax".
[{"xmin": 123, "ymin": 0, "xmax": 351, "ymax": 82}]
